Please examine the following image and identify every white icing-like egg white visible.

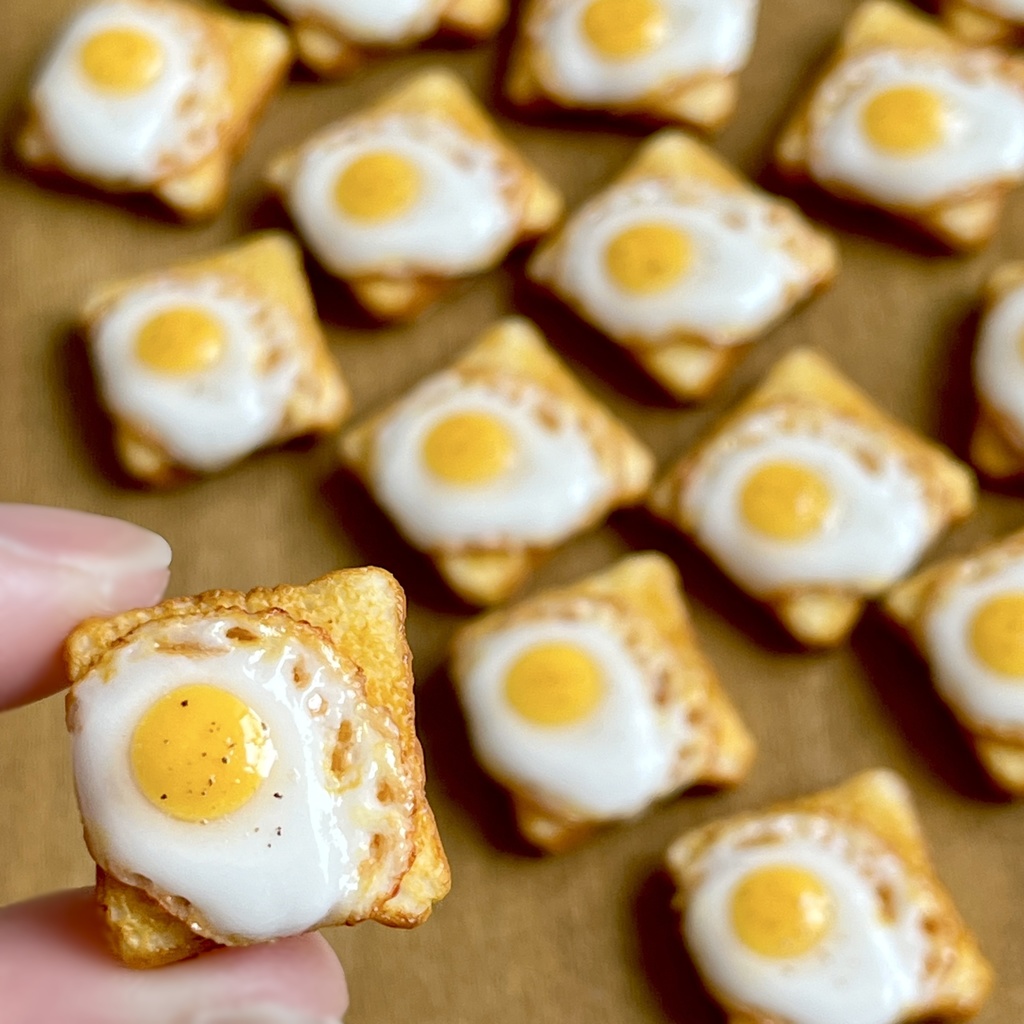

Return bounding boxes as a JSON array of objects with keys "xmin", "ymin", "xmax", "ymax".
[
  {"xmin": 270, "ymin": 0, "xmax": 444, "ymax": 45},
  {"xmin": 530, "ymin": 0, "xmax": 758, "ymax": 105},
  {"xmin": 285, "ymin": 114, "xmax": 521, "ymax": 278},
  {"xmin": 683, "ymin": 813, "xmax": 933, "ymax": 1024},
  {"xmin": 33, "ymin": 0, "xmax": 229, "ymax": 186},
  {"xmin": 370, "ymin": 372, "xmax": 612, "ymax": 550},
  {"xmin": 70, "ymin": 612, "xmax": 415, "ymax": 943},
  {"xmin": 923, "ymin": 554, "xmax": 1024, "ymax": 734},
  {"xmin": 973, "ymin": 281, "xmax": 1024, "ymax": 447},
  {"xmin": 92, "ymin": 274, "xmax": 303, "ymax": 473},
  {"xmin": 807, "ymin": 49, "xmax": 1024, "ymax": 209},
  {"xmin": 459, "ymin": 602, "xmax": 697, "ymax": 818},
  {"xmin": 681, "ymin": 406, "xmax": 934, "ymax": 597},
  {"xmin": 547, "ymin": 178, "xmax": 810, "ymax": 347}
]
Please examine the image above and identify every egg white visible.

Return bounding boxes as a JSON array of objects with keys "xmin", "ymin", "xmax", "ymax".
[
  {"xmin": 973, "ymin": 282, "xmax": 1024, "ymax": 448},
  {"xmin": 681, "ymin": 407, "xmax": 934, "ymax": 597},
  {"xmin": 923, "ymin": 556, "xmax": 1024, "ymax": 734},
  {"xmin": 33, "ymin": 0, "xmax": 229, "ymax": 186},
  {"xmin": 532, "ymin": 0, "xmax": 758, "ymax": 105},
  {"xmin": 550, "ymin": 178, "xmax": 808, "ymax": 346},
  {"xmin": 684, "ymin": 813, "xmax": 931, "ymax": 1024},
  {"xmin": 807, "ymin": 49, "xmax": 1024, "ymax": 209},
  {"xmin": 371, "ymin": 372, "xmax": 611, "ymax": 550},
  {"xmin": 92, "ymin": 274, "xmax": 302, "ymax": 473},
  {"xmin": 271, "ymin": 0, "xmax": 444, "ymax": 45},
  {"xmin": 69, "ymin": 612, "xmax": 414, "ymax": 943},
  {"xmin": 459, "ymin": 609, "xmax": 695, "ymax": 818},
  {"xmin": 286, "ymin": 114, "xmax": 520, "ymax": 278}
]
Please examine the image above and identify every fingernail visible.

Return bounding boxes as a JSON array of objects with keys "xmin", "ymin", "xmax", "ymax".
[
  {"xmin": 0, "ymin": 505, "xmax": 171, "ymax": 706},
  {"xmin": 0, "ymin": 504, "xmax": 171, "ymax": 586},
  {"xmin": 183, "ymin": 1008, "xmax": 342, "ymax": 1024}
]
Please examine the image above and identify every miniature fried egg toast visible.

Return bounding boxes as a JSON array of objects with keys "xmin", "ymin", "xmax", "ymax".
[
  {"xmin": 970, "ymin": 262, "xmax": 1024, "ymax": 481},
  {"xmin": 940, "ymin": 0, "xmax": 1024, "ymax": 47},
  {"xmin": 666, "ymin": 769, "xmax": 993, "ymax": 1024},
  {"xmin": 265, "ymin": 0, "xmax": 508, "ymax": 78},
  {"xmin": 506, "ymin": 0, "xmax": 760, "ymax": 132},
  {"xmin": 774, "ymin": 0, "xmax": 1024, "ymax": 252},
  {"xmin": 266, "ymin": 70, "xmax": 563, "ymax": 323},
  {"xmin": 16, "ymin": 0, "xmax": 291, "ymax": 221},
  {"xmin": 528, "ymin": 132, "xmax": 838, "ymax": 403},
  {"xmin": 648, "ymin": 348, "xmax": 976, "ymax": 648},
  {"xmin": 885, "ymin": 528, "xmax": 1024, "ymax": 794},
  {"xmin": 449, "ymin": 552, "xmax": 755, "ymax": 853},
  {"xmin": 64, "ymin": 567, "xmax": 450, "ymax": 969},
  {"xmin": 80, "ymin": 232, "xmax": 351, "ymax": 487},
  {"xmin": 340, "ymin": 318, "xmax": 656, "ymax": 606}
]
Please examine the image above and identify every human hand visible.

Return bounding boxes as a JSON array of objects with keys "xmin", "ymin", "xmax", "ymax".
[{"xmin": 0, "ymin": 505, "xmax": 348, "ymax": 1024}]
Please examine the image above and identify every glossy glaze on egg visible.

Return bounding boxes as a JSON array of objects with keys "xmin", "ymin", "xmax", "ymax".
[
  {"xmin": 529, "ymin": 0, "xmax": 758, "ymax": 105},
  {"xmin": 458, "ymin": 596, "xmax": 701, "ymax": 819},
  {"xmin": 32, "ymin": 0, "xmax": 229, "ymax": 185},
  {"xmin": 91, "ymin": 273, "xmax": 303, "ymax": 472},
  {"xmin": 681, "ymin": 405, "xmax": 935, "ymax": 597},
  {"xmin": 370, "ymin": 372, "xmax": 611, "ymax": 550},
  {"xmin": 681, "ymin": 813, "xmax": 934, "ymax": 1024},
  {"xmin": 271, "ymin": 0, "xmax": 445, "ymax": 45},
  {"xmin": 68, "ymin": 611, "xmax": 416, "ymax": 943},
  {"xmin": 284, "ymin": 114, "xmax": 521, "ymax": 278},
  {"xmin": 807, "ymin": 49, "xmax": 1024, "ymax": 209},
  {"xmin": 546, "ymin": 178, "xmax": 810, "ymax": 346}
]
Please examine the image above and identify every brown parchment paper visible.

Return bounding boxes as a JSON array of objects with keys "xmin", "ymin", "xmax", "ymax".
[{"xmin": 1, "ymin": 1, "xmax": 1023, "ymax": 1020}]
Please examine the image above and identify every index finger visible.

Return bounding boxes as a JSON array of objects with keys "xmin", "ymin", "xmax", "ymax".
[{"xmin": 0, "ymin": 505, "xmax": 171, "ymax": 711}]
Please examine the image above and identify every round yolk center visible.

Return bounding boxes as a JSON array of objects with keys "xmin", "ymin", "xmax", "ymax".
[
  {"xmin": 334, "ymin": 151, "xmax": 422, "ymax": 223},
  {"xmin": 605, "ymin": 222, "xmax": 693, "ymax": 295},
  {"xmin": 731, "ymin": 865, "xmax": 835, "ymax": 958},
  {"xmin": 135, "ymin": 307, "xmax": 227, "ymax": 376},
  {"xmin": 970, "ymin": 592, "xmax": 1024, "ymax": 677},
  {"xmin": 504, "ymin": 642, "xmax": 605, "ymax": 726},
  {"xmin": 422, "ymin": 411, "xmax": 517, "ymax": 486},
  {"xmin": 78, "ymin": 28, "xmax": 165, "ymax": 93},
  {"xmin": 582, "ymin": 0, "xmax": 667, "ymax": 60},
  {"xmin": 739, "ymin": 460, "xmax": 833, "ymax": 542},
  {"xmin": 861, "ymin": 86, "xmax": 947, "ymax": 156},
  {"xmin": 131, "ymin": 684, "xmax": 275, "ymax": 822}
]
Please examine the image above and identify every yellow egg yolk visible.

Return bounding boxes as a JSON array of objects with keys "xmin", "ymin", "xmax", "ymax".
[
  {"xmin": 78, "ymin": 27, "xmax": 165, "ymax": 93},
  {"xmin": 861, "ymin": 86, "xmax": 948, "ymax": 156},
  {"xmin": 334, "ymin": 151, "xmax": 422, "ymax": 222},
  {"xmin": 970, "ymin": 592, "xmax": 1024, "ymax": 677},
  {"xmin": 504, "ymin": 642, "xmax": 605, "ymax": 726},
  {"xmin": 605, "ymin": 222, "xmax": 694, "ymax": 295},
  {"xmin": 582, "ymin": 0, "xmax": 667, "ymax": 60},
  {"xmin": 739, "ymin": 460, "xmax": 833, "ymax": 542},
  {"xmin": 731, "ymin": 865, "xmax": 835, "ymax": 958},
  {"xmin": 131, "ymin": 684, "xmax": 275, "ymax": 822},
  {"xmin": 422, "ymin": 411, "xmax": 517, "ymax": 486},
  {"xmin": 135, "ymin": 307, "xmax": 226, "ymax": 376}
]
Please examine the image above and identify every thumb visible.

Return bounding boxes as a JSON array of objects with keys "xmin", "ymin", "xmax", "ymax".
[
  {"xmin": 0, "ymin": 505, "xmax": 171, "ymax": 710},
  {"xmin": 0, "ymin": 890, "xmax": 348, "ymax": 1024}
]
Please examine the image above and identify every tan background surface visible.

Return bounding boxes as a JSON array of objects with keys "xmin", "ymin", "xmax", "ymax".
[{"xmin": 2, "ymin": 0, "xmax": 1024, "ymax": 1020}]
